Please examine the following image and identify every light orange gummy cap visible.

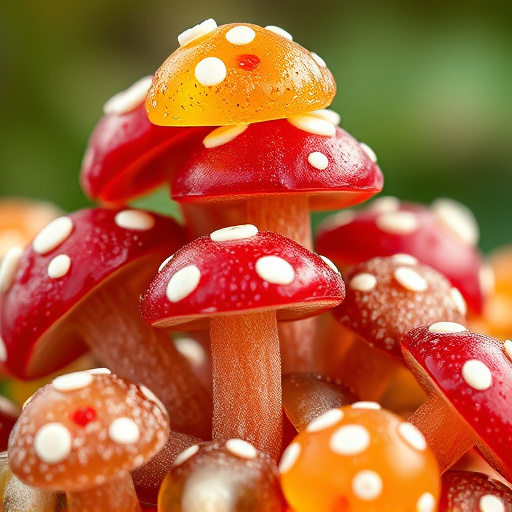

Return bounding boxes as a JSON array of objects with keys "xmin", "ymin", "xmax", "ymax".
[{"xmin": 146, "ymin": 22, "xmax": 337, "ymax": 126}]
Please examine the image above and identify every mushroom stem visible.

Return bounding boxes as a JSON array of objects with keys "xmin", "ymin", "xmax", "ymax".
[
  {"xmin": 210, "ymin": 311, "xmax": 282, "ymax": 461},
  {"xmin": 247, "ymin": 195, "xmax": 317, "ymax": 373},
  {"xmin": 67, "ymin": 474, "xmax": 139, "ymax": 512},
  {"xmin": 77, "ymin": 284, "xmax": 212, "ymax": 439},
  {"xmin": 409, "ymin": 393, "xmax": 476, "ymax": 472},
  {"xmin": 4, "ymin": 474, "xmax": 57, "ymax": 512}
]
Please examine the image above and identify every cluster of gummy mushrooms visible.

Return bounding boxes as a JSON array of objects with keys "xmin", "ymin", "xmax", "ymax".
[{"xmin": 0, "ymin": 18, "xmax": 512, "ymax": 512}]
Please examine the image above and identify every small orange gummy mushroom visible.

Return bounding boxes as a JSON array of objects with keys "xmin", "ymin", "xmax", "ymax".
[
  {"xmin": 146, "ymin": 20, "xmax": 336, "ymax": 126},
  {"xmin": 279, "ymin": 404, "xmax": 440, "ymax": 512}
]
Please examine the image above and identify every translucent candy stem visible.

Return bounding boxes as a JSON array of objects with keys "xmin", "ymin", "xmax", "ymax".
[
  {"xmin": 247, "ymin": 195, "xmax": 317, "ymax": 373},
  {"xmin": 67, "ymin": 474, "xmax": 139, "ymax": 512},
  {"xmin": 210, "ymin": 311, "xmax": 282, "ymax": 461},
  {"xmin": 409, "ymin": 393, "xmax": 476, "ymax": 472},
  {"xmin": 77, "ymin": 284, "xmax": 212, "ymax": 440},
  {"xmin": 4, "ymin": 474, "xmax": 56, "ymax": 512}
]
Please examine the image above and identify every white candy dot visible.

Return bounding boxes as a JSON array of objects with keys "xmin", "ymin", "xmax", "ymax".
[
  {"xmin": 210, "ymin": 224, "xmax": 258, "ymax": 242},
  {"xmin": 159, "ymin": 255, "xmax": 174, "ymax": 272},
  {"xmin": 225, "ymin": 25, "xmax": 256, "ymax": 45},
  {"xmin": 392, "ymin": 254, "xmax": 418, "ymax": 265},
  {"xmin": 195, "ymin": 57, "xmax": 227, "ymax": 87},
  {"xmin": 178, "ymin": 19, "xmax": 217, "ymax": 46},
  {"xmin": 309, "ymin": 109, "xmax": 341, "ymax": 126},
  {"xmin": 428, "ymin": 322, "xmax": 467, "ymax": 334},
  {"xmin": 306, "ymin": 409, "xmax": 344, "ymax": 432},
  {"xmin": 352, "ymin": 401, "xmax": 382, "ymax": 410},
  {"xmin": 432, "ymin": 198, "xmax": 479, "ymax": 246},
  {"xmin": 394, "ymin": 267, "xmax": 428, "ymax": 292},
  {"xmin": 226, "ymin": 439, "xmax": 258, "ymax": 459},
  {"xmin": 33, "ymin": 217, "xmax": 74, "ymax": 255},
  {"xmin": 451, "ymin": 287, "xmax": 467, "ymax": 315},
  {"xmin": 330, "ymin": 424, "xmax": 371, "ymax": 456},
  {"xmin": 203, "ymin": 125, "xmax": 248, "ymax": 148},
  {"xmin": 350, "ymin": 273, "xmax": 377, "ymax": 292},
  {"xmin": 417, "ymin": 492, "xmax": 436, "ymax": 512},
  {"xmin": 174, "ymin": 337, "xmax": 206, "ymax": 367},
  {"xmin": 255, "ymin": 256, "xmax": 295, "ymax": 285},
  {"xmin": 52, "ymin": 371, "xmax": 93, "ymax": 392},
  {"xmin": 398, "ymin": 422, "xmax": 426, "ymax": 451},
  {"xmin": 311, "ymin": 52, "xmax": 327, "ymax": 67},
  {"xmin": 173, "ymin": 444, "xmax": 200, "ymax": 466},
  {"xmin": 87, "ymin": 368, "xmax": 111, "ymax": 375},
  {"xmin": 317, "ymin": 210, "xmax": 355, "ymax": 233},
  {"xmin": 319, "ymin": 255, "xmax": 340, "ymax": 274},
  {"xmin": 265, "ymin": 25, "xmax": 293, "ymax": 41},
  {"xmin": 288, "ymin": 115, "xmax": 336, "ymax": 137},
  {"xmin": 308, "ymin": 151, "xmax": 329, "ymax": 170},
  {"xmin": 103, "ymin": 76, "xmax": 153, "ymax": 116},
  {"xmin": 376, "ymin": 211, "xmax": 419, "ymax": 235},
  {"xmin": 370, "ymin": 196, "xmax": 401, "ymax": 213},
  {"xmin": 479, "ymin": 494, "xmax": 505, "ymax": 512},
  {"xmin": 360, "ymin": 142, "xmax": 377, "ymax": 163},
  {"xmin": 167, "ymin": 265, "xmax": 201, "ymax": 302},
  {"xmin": 504, "ymin": 340, "xmax": 512, "ymax": 361},
  {"xmin": 34, "ymin": 423, "xmax": 72, "ymax": 464},
  {"xmin": 480, "ymin": 264, "xmax": 496, "ymax": 296},
  {"xmin": 461, "ymin": 359, "xmax": 492, "ymax": 390},
  {"xmin": 0, "ymin": 246, "xmax": 23, "ymax": 292},
  {"xmin": 0, "ymin": 337, "xmax": 7, "ymax": 363},
  {"xmin": 108, "ymin": 417, "xmax": 140, "ymax": 444},
  {"xmin": 139, "ymin": 385, "xmax": 167, "ymax": 414},
  {"xmin": 115, "ymin": 210, "xmax": 155, "ymax": 231},
  {"xmin": 279, "ymin": 443, "xmax": 301, "ymax": 473},
  {"xmin": 47, "ymin": 254, "xmax": 71, "ymax": 279},
  {"xmin": 352, "ymin": 470, "xmax": 383, "ymax": 501}
]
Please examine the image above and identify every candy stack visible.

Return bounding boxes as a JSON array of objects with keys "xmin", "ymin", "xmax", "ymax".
[{"xmin": 0, "ymin": 18, "xmax": 511, "ymax": 512}]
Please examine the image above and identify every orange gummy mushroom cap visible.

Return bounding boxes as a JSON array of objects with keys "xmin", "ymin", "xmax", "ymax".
[
  {"xmin": 279, "ymin": 404, "xmax": 440, "ymax": 512},
  {"xmin": 146, "ymin": 21, "xmax": 336, "ymax": 126}
]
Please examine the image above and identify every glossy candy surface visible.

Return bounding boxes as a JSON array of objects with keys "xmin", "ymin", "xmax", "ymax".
[
  {"xmin": 172, "ymin": 117, "xmax": 383, "ymax": 210},
  {"xmin": 80, "ymin": 76, "xmax": 208, "ymax": 205},
  {"xmin": 146, "ymin": 22, "xmax": 336, "ymax": 126},
  {"xmin": 333, "ymin": 255, "xmax": 467, "ymax": 359},
  {"xmin": 315, "ymin": 198, "xmax": 486, "ymax": 313},
  {"xmin": 0, "ymin": 208, "xmax": 186, "ymax": 378},
  {"xmin": 279, "ymin": 405, "xmax": 440, "ymax": 512},
  {"xmin": 8, "ymin": 370, "xmax": 169, "ymax": 490},
  {"xmin": 158, "ymin": 439, "xmax": 286, "ymax": 512}
]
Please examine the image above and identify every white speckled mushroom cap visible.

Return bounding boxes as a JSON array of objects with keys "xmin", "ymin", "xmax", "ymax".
[{"xmin": 8, "ymin": 371, "xmax": 169, "ymax": 492}]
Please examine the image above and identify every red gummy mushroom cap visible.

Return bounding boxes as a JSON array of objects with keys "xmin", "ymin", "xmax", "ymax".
[
  {"xmin": 333, "ymin": 255, "xmax": 467, "ymax": 359},
  {"xmin": 141, "ymin": 225, "xmax": 345, "ymax": 330},
  {"xmin": 0, "ymin": 208, "xmax": 186, "ymax": 378},
  {"xmin": 315, "ymin": 197, "xmax": 487, "ymax": 314},
  {"xmin": 172, "ymin": 117, "xmax": 383, "ymax": 211},
  {"xmin": 401, "ymin": 323, "xmax": 512, "ymax": 481},
  {"xmin": 80, "ymin": 76, "xmax": 208, "ymax": 204}
]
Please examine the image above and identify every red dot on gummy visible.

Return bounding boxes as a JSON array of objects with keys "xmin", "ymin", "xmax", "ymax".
[
  {"xmin": 71, "ymin": 406, "xmax": 97, "ymax": 426},
  {"xmin": 236, "ymin": 54, "xmax": 261, "ymax": 71}
]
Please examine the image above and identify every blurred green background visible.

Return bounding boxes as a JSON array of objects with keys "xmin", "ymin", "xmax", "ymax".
[{"xmin": 1, "ymin": 0, "xmax": 511, "ymax": 253}]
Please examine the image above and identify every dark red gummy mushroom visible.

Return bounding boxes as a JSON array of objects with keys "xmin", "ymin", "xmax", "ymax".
[
  {"xmin": 171, "ymin": 114, "xmax": 381, "ymax": 372},
  {"xmin": 141, "ymin": 225, "xmax": 345, "ymax": 460},
  {"xmin": 315, "ymin": 197, "xmax": 488, "ymax": 314},
  {"xmin": 440, "ymin": 471, "xmax": 512, "ymax": 512},
  {"xmin": 0, "ymin": 208, "xmax": 211, "ymax": 439},
  {"xmin": 80, "ymin": 76, "xmax": 208, "ymax": 205},
  {"xmin": 402, "ymin": 323, "xmax": 512, "ymax": 481},
  {"xmin": 328, "ymin": 255, "xmax": 466, "ymax": 400}
]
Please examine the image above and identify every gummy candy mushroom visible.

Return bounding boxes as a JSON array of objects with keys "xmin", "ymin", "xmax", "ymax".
[
  {"xmin": 402, "ymin": 323, "xmax": 512, "ymax": 480},
  {"xmin": 329, "ymin": 255, "xmax": 466, "ymax": 399},
  {"xmin": 315, "ymin": 197, "xmax": 487, "ymax": 314},
  {"xmin": 146, "ymin": 21, "xmax": 336, "ymax": 126},
  {"xmin": 141, "ymin": 225, "xmax": 345, "ymax": 460},
  {"xmin": 158, "ymin": 439, "xmax": 286, "ymax": 512},
  {"xmin": 439, "ymin": 471, "xmax": 512, "ymax": 512},
  {"xmin": 279, "ymin": 404, "xmax": 440, "ymax": 512},
  {"xmin": 0, "ymin": 207, "xmax": 212, "ymax": 438},
  {"xmin": 8, "ymin": 370, "xmax": 169, "ymax": 512},
  {"xmin": 80, "ymin": 76, "xmax": 208, "ymax": 205}
]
